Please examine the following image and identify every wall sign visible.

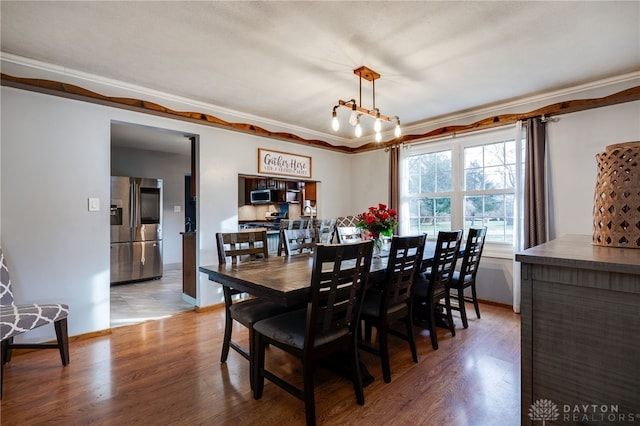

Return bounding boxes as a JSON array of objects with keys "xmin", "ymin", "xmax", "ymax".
[{"xmin": 258, "ymin": 148, "xmax": 312, "ymax": 178}]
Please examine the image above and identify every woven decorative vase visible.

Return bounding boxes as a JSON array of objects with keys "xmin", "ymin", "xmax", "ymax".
[{"xmin": 592, "ymin": 141, "xmax": 640, "ymax": 248}]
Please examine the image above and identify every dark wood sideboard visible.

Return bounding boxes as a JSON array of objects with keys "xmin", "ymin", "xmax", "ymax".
[{"xmin": 516, "ymin": 235, "xmax": 640, "ymax": 425}]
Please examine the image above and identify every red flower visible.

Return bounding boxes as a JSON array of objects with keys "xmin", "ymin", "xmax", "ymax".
[{"xmin": 355, "ymin": 203, "xmax": 398, "ymax": 238}]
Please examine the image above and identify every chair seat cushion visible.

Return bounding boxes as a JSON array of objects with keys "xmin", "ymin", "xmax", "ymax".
[
  {"xmin": 360, "ymin": 290, "xmax": 405, "ymax": 318},
  {"xmin": 449, "ymin": 271, "xmax": 472, "ymax": 289},
  {"xmin": 229, "ymin": 298, "xmax": 288, "ymax": 326},
  {"xmin": 0, "ymin": 303, "xmax": 69, "ymax": 341},
  {"xmin": 253, "ymin": 308, "xmax": 349, "ymax": 350}
]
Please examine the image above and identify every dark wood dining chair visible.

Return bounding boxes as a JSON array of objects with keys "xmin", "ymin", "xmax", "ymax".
[
  {"xmin": 449, "ymin": 227, "xmax": 486, "ymax": 328},
  {"xmin": 0, "ymin": 247, "xmax": 70, "ymax": 398},
  {"xmin": 283, "ymin": 227, "xmax": 318, "ymax": 255},
  {"xmin": 359, "ymin": 234, "xmax": 426, "ymax": 383},
  {"xmin": 252, "ymin": 241, "xmax": 374, "ymax": 426},
  {"xmin": 277, "ymin": 219, "xmax": 311, "ymax": 256},
  {"xmin": 336, "ymin": 226, "xmax": 364, "ymax": 243},
  {"xmin": 216, "ymin": 231, "xmax": 289, "ymax": 388},
  {"xmin": 412, "ymin": 230, "xmax": 463, "ymax": 350}
]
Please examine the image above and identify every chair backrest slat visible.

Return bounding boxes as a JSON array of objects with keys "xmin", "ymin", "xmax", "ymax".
[
  {"xmin": 283, "ymin": 228, "xmax": 318, "ymax": 255},
  {"xmin": 306, "ymin": 241, "xmax": 373, "ymax": 344},
  {"xmin": 430, "ymin": 230, "xmax": 463, "ymax": 296},
  {"xmin": 336, "ymin": 226, "xmax": 363, "ymax": 244},
  {"xmin": 317, "ymin": 219, "xmax": 337, "ymax": 244},
  {"xmin": 383, "ymin": 234, "xmax": 426, "ymax": 308},
  {"xmin": 216, "ymin": 230, "xmax": 269, "ymax": 265},
  {"xmin": 459, "ymin": 227, "xmax": 487, "ymax": 281}
]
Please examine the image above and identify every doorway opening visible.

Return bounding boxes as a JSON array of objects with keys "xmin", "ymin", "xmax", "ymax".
[{"xmin": 110, "ymin": 121, "xmax": 198, "ymax": 327}]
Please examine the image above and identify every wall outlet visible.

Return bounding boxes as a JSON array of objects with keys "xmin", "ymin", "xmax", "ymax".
[
  {"xmin": 174, "ymin": 205, "xmax": 181, "ymax": 213},
  {"xmin": 88, "ymin": 198, "xmax": 100, "ymax": 212}
]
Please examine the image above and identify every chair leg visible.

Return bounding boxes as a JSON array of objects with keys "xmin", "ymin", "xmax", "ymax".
[
  {"xmin": 54, "ymin": 318, "xmax": 70, "ymax": 366},
  {"xmin": 248, "ymin": 326, "xmax": 255, "ymax": 391},
  {"xmin": 471, "ymin": 284, "xmax": 481, "ymax": 319},
  {"xmin": 0, "ymin": 339, "xmax": 6, "ymax": 399},
  {"xmin": 428, "ymin": 300, "xmax": 438, "ymax": 350},
  {"xmin": 379, "ymin": 323, "xmax": 391, "ymax": 383},
  {"xmin": 252, "ymin": 333, "xmax": 265, "ymax": 400},
  {"xmin": 4, "ymin": 337, "xmax": 13, "ymax": 363},
  {"xmin": 405, "ymin": 303, "xmax": 418, "ymax": 363},
  {"xmin": 220, "ymin": 308, "xmax": 233, "ymax": 363},
  {"xmin": 457, "ymin": 289, "xmax": 469, "ymax": 329},
  {"xmin": 302, "ymin": 357, "xmax": 317, "ymax": 426},
  {"xmin": 444, "ymin": 295, "xmax": 455, "ymax": 337},
  {"xmin": 349, "ymin": 338, "xmax": 364, "ymax": 406}
]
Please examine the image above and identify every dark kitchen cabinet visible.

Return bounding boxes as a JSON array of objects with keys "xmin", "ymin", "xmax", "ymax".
[{"xmin": 239, "ymin": 175, "xmax": 315, "ymax": 206}]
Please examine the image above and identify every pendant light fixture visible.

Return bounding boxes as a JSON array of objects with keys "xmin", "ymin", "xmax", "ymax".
[{"xmin": 331, "ymin": 66, "xmax": 401, "ymax": 141}]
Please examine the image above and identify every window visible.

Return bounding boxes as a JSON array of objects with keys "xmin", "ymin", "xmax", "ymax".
[
  {"xmin": 463, "ymin": 141, "xmax": 517, "ymax": 243},
  {"xmin": 407, "ymin": 150, "xmax": 453, "ymax": 236},
  {"xmin": 402, "ymin": 126, "xmax": 524, "ymax": 248}
]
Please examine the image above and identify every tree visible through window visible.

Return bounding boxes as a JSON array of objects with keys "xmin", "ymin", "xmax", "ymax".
[
  {"xmin": 403, "ymin": 128, "xmax": 523, "ymax": 245},
  {"xmin": 463, "ymin": 141, "xmax": 516, "ymax": 242},
  {"xmin": 407, "ymin": 150, "xmax": 452, "ymax": 237}
]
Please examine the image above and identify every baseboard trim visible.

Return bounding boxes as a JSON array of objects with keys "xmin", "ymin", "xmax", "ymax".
[{"xmin": 478, "ymin": 298, "xmax": 514, "ymax": 310}]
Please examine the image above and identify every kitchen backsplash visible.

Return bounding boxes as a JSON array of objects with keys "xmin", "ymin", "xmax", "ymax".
[{"xmin": 238, "ymin": 204, "xmax": 301, "ymax": 221}]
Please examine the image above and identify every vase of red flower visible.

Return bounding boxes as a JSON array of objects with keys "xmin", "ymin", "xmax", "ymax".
[{"xmin": 355, "ymin": 203, "xmax": 398, "ymax": 258}]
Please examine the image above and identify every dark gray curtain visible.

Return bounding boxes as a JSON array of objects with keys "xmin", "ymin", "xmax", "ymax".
[
  {"xmin": 524, "ymin": 117, "xmax": 547, "ymax": 248},
  {"xmin": 389, "ymin": 146, "xmax": 400, "ymax": 235}
]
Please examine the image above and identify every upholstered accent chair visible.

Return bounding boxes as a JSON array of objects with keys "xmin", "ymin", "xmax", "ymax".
[{"xmin": 0, "ymin": 248, "xmax": 70, "ymax": 398}]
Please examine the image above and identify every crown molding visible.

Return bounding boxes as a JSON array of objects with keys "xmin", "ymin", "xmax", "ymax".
[
  {"xmin": 2, "ymin": 53, "xmax": 638, "ymax": 154},
  {"xmin": 0, "ymin": 52, "xmax": 351, "ymax": 148}
]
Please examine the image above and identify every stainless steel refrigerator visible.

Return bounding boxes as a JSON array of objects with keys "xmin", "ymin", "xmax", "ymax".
[{"xmin": 110, "ymin": 176, "xmax": 163, "ymax": 284}]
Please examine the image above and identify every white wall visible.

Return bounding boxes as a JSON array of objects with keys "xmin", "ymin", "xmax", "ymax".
[
  {"xmin": 1, "ymin": 88, "xmax": 112, "ymax": 341},
  {"xmin": 111, "ymin": 146, "xmax": 191, "ymax": 266},
  {"xmin": 0, "ymin": 86, "xmax": 352, "ymax": 341},
  {"xmin": 547, "ymin": 102, "xmax": 640, "ymax": 239},
  {"xmin": 349, "ymin": 150, "xmax": 389, "ymax": 213}
]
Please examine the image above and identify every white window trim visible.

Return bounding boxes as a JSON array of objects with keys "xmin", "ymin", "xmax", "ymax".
[{"xmin": 399, "ymin": 125, "xmax": 522, "ymax": 260}]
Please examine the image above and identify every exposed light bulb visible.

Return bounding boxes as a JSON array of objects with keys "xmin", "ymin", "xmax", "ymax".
[
  {"xmin": 373, "ymin": 113, "xmax": 382, "ymax": 133},
  {"xmin": 348, "ymin": 104, "xmax": 358, "ymax": 126},
  {"xmin": 375, "ymin": 131, "xmax": 382, "ymax": 142},
  {"xmin": 355, "ymin": 120, "xmax": 362, "ymax": 137},
  {"xmin": 332, "ymin": 115, "xmax": 340, "ymax": 131},
  {"xmin": 394, "ymin": 123, "xmax": 401, "ymax": 138}
]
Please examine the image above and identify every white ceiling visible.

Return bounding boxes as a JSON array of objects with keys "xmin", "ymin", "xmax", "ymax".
[{"xmin": 2, "ymin": 1, "xmax": 639, "ymax": 152}]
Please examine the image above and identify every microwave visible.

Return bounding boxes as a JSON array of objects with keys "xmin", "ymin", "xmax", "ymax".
[{"xmin": 250, "ymin": 189, "xmax": 279, "ymax": 204}]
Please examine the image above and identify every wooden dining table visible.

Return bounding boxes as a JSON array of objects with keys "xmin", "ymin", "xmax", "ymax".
[
  {"xmin": 199, "ymin": 241, "xmax": 463, "ymax": 386},
  {"xmin": 199, "ymin": 241, "xmax": 457, "ymax": 308}
]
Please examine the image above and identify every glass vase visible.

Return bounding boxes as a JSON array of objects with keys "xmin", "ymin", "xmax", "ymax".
[{"xmin": 372, "ymin": 237, "xmax": 383, "ymax": 259}]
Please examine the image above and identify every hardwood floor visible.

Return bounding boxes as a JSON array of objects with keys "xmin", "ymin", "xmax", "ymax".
[{"xmin": 0, "ymin": 303, "xmax": 521, "ymax": 425}]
